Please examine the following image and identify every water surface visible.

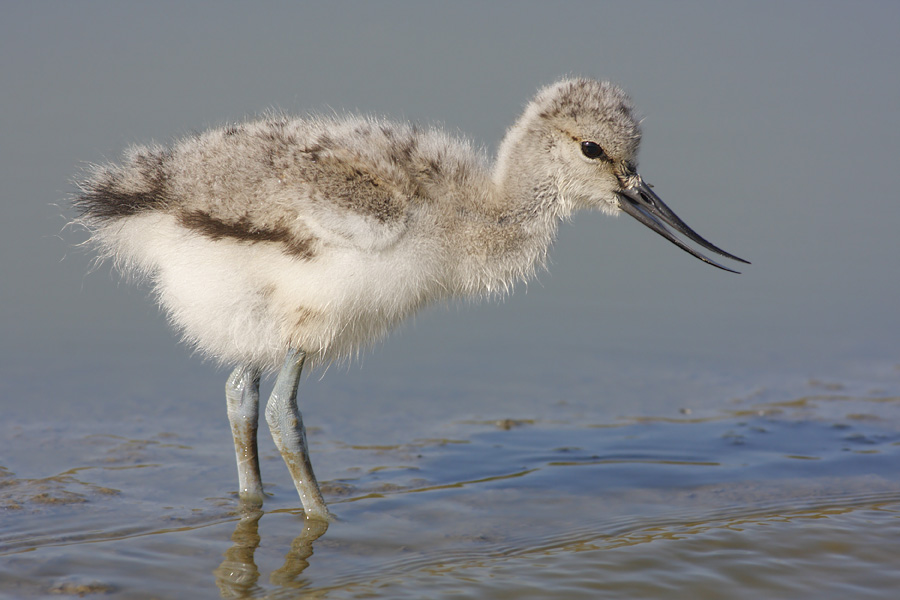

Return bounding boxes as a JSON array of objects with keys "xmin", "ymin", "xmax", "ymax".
[{"xmin": 3, "ymin": 369, "xmax": 900, "ymax": 598}]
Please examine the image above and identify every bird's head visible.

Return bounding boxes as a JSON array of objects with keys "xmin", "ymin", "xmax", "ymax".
[{"xmin": 500, "ymin": 78, "xmax": 748, "ymax": 272}]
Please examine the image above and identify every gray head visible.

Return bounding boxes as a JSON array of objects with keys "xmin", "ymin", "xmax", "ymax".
[{"xmin": 501, "ymin": 78, "xmax": 748, "ymax": 272}]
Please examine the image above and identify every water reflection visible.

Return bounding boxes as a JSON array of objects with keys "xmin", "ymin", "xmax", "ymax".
[
  {"xmin": 3, "ymin": 382, "xmax": 900, "ymax": 598},
  {"xmin": 215, "ymin": 510, "xmax": 328, "ymax": 599}
]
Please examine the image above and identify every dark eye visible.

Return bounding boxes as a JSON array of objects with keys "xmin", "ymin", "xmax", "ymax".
[{"xmin": 580, "ymin": 141, "xmax": 606, "ymax": 160}]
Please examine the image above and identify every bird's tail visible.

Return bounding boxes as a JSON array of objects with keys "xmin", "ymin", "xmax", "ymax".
[{"xmin": 74, "ymin": 144, "xmax": 172, "ymax": 224}]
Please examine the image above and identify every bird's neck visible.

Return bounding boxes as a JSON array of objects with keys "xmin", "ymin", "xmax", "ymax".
[{"xmin": 450, "ymin": 157, "xmax": 566, "ymax": 297}]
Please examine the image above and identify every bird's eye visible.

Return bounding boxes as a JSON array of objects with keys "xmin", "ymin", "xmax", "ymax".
[{"xmin": 580, "ymin": 141, "xmax": 607, "ymax": 160}]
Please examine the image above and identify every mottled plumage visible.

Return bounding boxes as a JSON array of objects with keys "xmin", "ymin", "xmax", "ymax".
[{"xmin": 74, "ymin": 78, "xmax": 747, "ymax": 520}]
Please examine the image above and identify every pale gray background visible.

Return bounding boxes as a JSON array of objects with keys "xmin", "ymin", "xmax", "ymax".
[{"xmin": 2, "ymin": 1, "xmax": 899, "ymax": 429}]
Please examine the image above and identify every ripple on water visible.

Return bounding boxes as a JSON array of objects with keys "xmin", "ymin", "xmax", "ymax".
[{"xmin": 2, "ymin": 391, "xmax": 900, "ymax": 598}]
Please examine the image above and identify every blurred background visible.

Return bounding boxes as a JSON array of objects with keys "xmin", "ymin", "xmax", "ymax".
[{"xmin": 2, "ymin": 0, "xmax": 898, "ymax": 448}]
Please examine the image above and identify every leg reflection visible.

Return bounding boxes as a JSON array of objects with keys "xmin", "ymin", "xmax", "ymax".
[
  {"xmin": 215, "ymin": 510, "xmax": 330, "ymax": 598},
  {"xmin": 270, "ymin": 517, "xmax": 329, "ymax": 589},
  {"xmin": 215, "ymin": 509, "xmax": 263, "ymax": 598}
]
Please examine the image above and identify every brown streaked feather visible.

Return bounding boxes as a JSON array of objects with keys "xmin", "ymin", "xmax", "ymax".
[{"xmin": 178, "ymin": 210, "xmax": 318, "ymax": 260}]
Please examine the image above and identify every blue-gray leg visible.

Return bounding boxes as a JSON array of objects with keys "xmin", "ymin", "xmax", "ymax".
[
  {"xmin": 265, "ymin": 347, "xmax": 330, "ymax": 520},
  {"xmin": 226, "ymin": 365, "xmax": 265, "ymax": 507}
]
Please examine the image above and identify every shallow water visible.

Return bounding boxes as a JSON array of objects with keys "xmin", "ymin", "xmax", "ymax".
[{"xmin": 3, "ymin": 368, "xmax": 900, "ymax": 599}]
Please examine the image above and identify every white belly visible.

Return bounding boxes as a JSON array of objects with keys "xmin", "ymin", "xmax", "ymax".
[{"xmin": 96, "ymin": 213, "xmax": 448, "ymax": 370}]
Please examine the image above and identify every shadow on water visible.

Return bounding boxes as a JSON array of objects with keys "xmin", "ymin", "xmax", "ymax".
[{"xmin": 2, "ymin": 389, "xmax": 900, "ymax": 598}]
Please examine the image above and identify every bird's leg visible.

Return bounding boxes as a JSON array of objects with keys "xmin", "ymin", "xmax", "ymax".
[
  {"xmin": 265, "ymin": 347, "xmax": 330, "ymax": 521},
  {"xmin": 226, "ymin": 365, "xmax": 265, "ymax": 507}
]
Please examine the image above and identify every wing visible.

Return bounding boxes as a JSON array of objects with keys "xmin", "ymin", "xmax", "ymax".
[{"xmin": 76, "ymin": 115, "xmax": 421, "ymax": 261}]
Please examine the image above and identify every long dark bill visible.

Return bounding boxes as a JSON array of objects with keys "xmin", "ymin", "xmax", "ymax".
[{"xmin": 616, "ymin": 178, "xmax": 750, "ymax": 274}]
